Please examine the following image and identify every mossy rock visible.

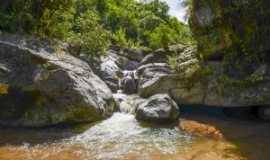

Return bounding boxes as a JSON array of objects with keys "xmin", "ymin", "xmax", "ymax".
[{"xmin": 190, "ymin": 0, "xmax": 270, "ymax": 68}]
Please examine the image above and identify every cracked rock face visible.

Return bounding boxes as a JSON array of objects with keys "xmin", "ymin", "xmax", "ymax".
[{"xmin": 0, "ymin": 35, "xmax": 116, "ymax": 127}]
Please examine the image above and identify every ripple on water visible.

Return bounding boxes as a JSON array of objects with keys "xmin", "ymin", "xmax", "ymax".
[{"xmin": 63, "ymin": 113, "xmax": 193, "ymax": 159}]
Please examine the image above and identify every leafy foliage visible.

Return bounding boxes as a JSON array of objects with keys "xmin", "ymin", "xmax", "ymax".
[
  {"xmin": 69, "ymin": 10, "xmax": 110, "ymax": 56},
  {"xmin": 0, "ymin": 0, "xmax": 194, "ymax": 56},
  {"xmin": 189, "ymin": 0, "xmax": 270, "ymax": 79}
]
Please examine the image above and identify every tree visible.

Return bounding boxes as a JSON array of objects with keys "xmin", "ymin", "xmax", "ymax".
[{"xmin": 69, "ymin": 10, "xmax": 110, "ymax": 56}]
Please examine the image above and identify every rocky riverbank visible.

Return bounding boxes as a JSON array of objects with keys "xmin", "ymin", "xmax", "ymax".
[{"xmin": 1, "ymin": 33, "xmax": 270, "ymax": 127}]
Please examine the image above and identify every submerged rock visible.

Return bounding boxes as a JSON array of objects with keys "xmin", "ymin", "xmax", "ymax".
[
  {"xmin": 0, "ymin": 34, "xmax": 116, "ymax": 127},
  {"xmin": 135, "ymin": 94, "xmax": 180, "ymax": 123}
]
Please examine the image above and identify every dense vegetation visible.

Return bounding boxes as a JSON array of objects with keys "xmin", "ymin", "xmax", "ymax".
[
  {"xmin": 0, "ymin": 0, "xmax": 193, "ymax": 56},
  {"xmin": 189, "ymin": 0, "xmax": 270, "ymax": 79}
]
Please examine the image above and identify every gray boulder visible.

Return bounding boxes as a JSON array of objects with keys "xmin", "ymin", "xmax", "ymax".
[
  {"xmin": 99, "ymin": 50, "xmax": 122, "ymax": 92},
  {"xmin": 137, "ymin": 63, "xmax": 173, "ymax": 97},
  {"xmin": 0, "ymin": 34, "xmax": 116, "ymax": 127},
  {"xmin": 135, "ymin": 94, "xmax": 180, "ymax": 123}
]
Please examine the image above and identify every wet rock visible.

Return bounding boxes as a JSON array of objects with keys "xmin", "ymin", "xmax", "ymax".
[
  {"xmin": 113, "ymin": 90, "xmax": 128, "ymax": 105},
  {"xmin": 99, "ymin": 51, "xmax": 122, "ymax": 92},
  {"xmin": 0, "ymin": 34, "xmax": 116, "ymax": 127},
  {"xmin": 119, "ymin": 95, "xmax": 146, "ymax": 114},
  {"xmin": 135, "ymin": 94, "xmax": 180, "ymax": 123},
  {"xmin": 179, "ymin": 119, "xmax": 223, "ymax": 140},
  {"xmin": 87, "ymin": 49, "xmax": 141, "ymax": 92}
]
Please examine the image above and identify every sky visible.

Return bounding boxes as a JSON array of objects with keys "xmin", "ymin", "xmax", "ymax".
[
  {"xmin": 138, "ymin": 0, "xmax": 187, "ymax": 22},
  {"xmin": 161, "ymin": 0, "xmax": 187, "ymax": 22}
]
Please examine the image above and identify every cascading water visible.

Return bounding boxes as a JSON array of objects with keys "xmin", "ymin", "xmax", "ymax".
[
  {"xmin": 113, "ymin": 70, "xmax": 139, "ymax": 113},
  {"xmin": 29, "ymin": 70, "xmax": 191, "ymax": 160}
]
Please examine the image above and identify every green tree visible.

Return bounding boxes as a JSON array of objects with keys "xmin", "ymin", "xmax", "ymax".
[{"xmin": 69, "ymin": 10, "xmax": 110, "ymax": 56}]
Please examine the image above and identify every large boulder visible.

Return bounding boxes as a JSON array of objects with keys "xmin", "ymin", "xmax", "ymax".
[
  {"xmin": 0, "ymin": 34, "xmax": 116, "ymax": 127},
  {"xmin": 137, "ymin": 44, "xmax": 198, "ymax": 99},
  {"xmin": 135, "ymin": 94, "xmax": 180, "ymax": 123},
  {"xmin": 137, "ymin": 63, "xmax": 173, "ymax": 97}
]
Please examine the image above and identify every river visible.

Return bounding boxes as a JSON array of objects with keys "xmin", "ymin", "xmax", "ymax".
[{"xmin": 0, "ymin": 108, "xmax": 269, "ymax": 160}]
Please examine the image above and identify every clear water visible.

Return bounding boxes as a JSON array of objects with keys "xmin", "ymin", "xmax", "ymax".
[
  {"xmin": 0, "ymin": 112, "xmax": 268, "ymax": 160},
  {"xmin": 64, "ymin": 113, "xmax": 192, "ymax": 159},
  {"xmin": 0, "ymin": 113, "xmax": 194, "ymax": 160}
]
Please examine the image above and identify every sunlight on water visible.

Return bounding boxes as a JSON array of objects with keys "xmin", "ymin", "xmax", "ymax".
[
  {"xmin": 0, "ymin": 112, "xmax": 259, "ymax": 160},
  {"xmin": 64, "ymin": 113, "xmax": 193, "ymax": 159}
]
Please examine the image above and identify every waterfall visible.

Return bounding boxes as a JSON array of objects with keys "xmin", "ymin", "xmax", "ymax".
[{"xmin": 113, "ymin": 70, "xmax": 140, "ymax": 113}]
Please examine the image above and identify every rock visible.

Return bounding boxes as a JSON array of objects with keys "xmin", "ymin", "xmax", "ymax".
[
  {"xmin": 140, "ymin": 48, "xmax": 168, "ymax": 65},
  {"xmin": 137, "ymin": 44, "xmax": 270, "ymax": 108},
  {"xmin": 179, "ymin": 119, "xmax": 223, "ymax": 140},
  {"xmin": 0, "ymin": 34, "xmax": 116, "ymax": 127},
  {"xmin": 137, "ymin": 46, "xmax": 198, "ymax": 100},
  {"xmin": 99, "ymin": 50, "xmax": 122, "ymax": 92},
  {"xmin": 86, "ymin": 49, "xmax": 141, "ymax": 92},
  {"xmin": 137, "ymin": 63, "xmax": 173, "ymax": 97},
  {"xmin": 120, "ymin": 47, "xmax": 146, "ymax": 62},
  {"xmin": 135, "ymin": 94, "xmax": 180, "ymax": 123}
]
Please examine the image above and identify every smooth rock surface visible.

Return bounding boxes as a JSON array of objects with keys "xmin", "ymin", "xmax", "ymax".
[{"xmin": 0, "ymin": 35, "xmax": 116, "ymax": 127}]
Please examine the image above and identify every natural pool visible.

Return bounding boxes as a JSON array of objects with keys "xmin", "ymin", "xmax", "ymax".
[{"xmin": 1, "ymin": 110, "xmax": 269, "ymax": 160}]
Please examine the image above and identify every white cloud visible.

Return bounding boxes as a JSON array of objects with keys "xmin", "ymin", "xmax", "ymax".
[
  {"xmin": 137, "ymin": 0, "xmax": 187, "ymax": 22},
  {"xmin": 162, "ymin": 0, "xmax": 187, "ymax": 22}
]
